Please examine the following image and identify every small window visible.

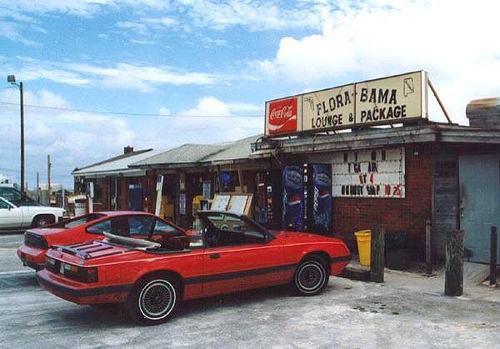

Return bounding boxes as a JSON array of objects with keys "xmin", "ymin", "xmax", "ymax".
[
  {"xmin": 129, "ymin": 216, "xmax": 154, "ymax": 236},
  {"xmin": 87, "ymin": 219, "xmax": 112, "ymax": 234},
  {"xmin": 153, "ymin": 219, "xmax": 182, "ymax": 235}
]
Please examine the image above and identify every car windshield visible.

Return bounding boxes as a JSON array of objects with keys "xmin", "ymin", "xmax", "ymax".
[
  {"xmin": 86, "ymin": 215, "xmax": 183, "ymax": 238},
  {"xmin": 195, "ymin": 211, "xmax": 273, "ymax": 247},
  {"xmin": 202, "ymin": 212, "xmax": 269, "ymax": 233},
  {"xmin": 0, "ymin": 187, "xmax": 41, "ymax": 206}
]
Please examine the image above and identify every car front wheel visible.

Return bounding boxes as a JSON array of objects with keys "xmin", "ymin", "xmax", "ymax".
[
  {"xmin": 292, "ymin": 257, "xmax": 329, "ymax": 296},
  {"xmin": 126, "ymin": 276, "xmax": 179, "ymax": 325}
]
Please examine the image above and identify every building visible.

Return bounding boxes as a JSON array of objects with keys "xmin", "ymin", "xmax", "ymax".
[{"xmin": 72, "ymin": 72, "xmax": 500, "ymax": 267}]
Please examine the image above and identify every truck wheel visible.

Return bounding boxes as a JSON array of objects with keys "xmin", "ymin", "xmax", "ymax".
[
  {"xmin": 292, "ymin": 256, "xmax": 329, "ymax": 296},
  {"xmin": 126, "ymin": 276, "xmax": 179, "ymax": 325},
  {"xmin": 32, "ymin": 215, "xmax": 54, "ymax": 227}
]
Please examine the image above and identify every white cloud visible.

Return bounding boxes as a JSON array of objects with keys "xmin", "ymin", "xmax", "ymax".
[
  {"xmin": 3, "ymin": 58, "xmax": 219, "ymax": 90},
  {"xmin": 179, "ymin": 96, "xmax": 230, "ymax": 116},
  {"xmin": 0, "ymin": 87, "xmax": 138, "ymax": 187},
  {"xmin": 252, "ymin": 0, "xmax": 500, "ymax": 125},
  {"xmin": 154, "ymin": 96, "xmax": 263, "ymax": 144}
]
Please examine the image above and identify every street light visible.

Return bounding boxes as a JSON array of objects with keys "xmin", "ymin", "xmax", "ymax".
[{"xmin": 7, "ymin": 75, "xmax": 25, "ymax": 195}]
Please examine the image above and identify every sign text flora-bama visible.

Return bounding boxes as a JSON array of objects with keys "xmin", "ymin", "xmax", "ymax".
[
  {"xmin": 264, "ymin": 71, "xmax": 427, "ymax": 136},
  {"xmin": 303, "ymin": 86, "xmax": 355, "ymax": 131}
]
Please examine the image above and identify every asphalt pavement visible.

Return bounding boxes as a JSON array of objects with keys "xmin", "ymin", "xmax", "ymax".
[{"xmin": 0, "ymin": 233, "xmax": 499, "ymax": 348}]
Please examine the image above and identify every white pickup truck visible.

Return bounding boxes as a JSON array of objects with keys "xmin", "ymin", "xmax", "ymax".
[{"xmin": 0, "ymin": 196, "xmax": 65, "ymax": 229}]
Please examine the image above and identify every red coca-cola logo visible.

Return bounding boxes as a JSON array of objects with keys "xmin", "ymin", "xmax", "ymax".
[{"xmin": 267, "ymin": 97, "xmax": 298, "ymax": 134}]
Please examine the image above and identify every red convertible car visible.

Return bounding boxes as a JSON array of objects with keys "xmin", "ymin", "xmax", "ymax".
[
  {"xmin": 18, "ymin": 211, "xmax": 184, "ymax": 270},
  {"xmin": 37, "ymin": 210, "xmax": 351, "ymax": 325}
]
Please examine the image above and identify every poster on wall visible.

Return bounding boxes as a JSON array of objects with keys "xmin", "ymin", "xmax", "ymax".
[{"xmin": 331, "ymin": 147, "xmax": 405, "ymax": 198}]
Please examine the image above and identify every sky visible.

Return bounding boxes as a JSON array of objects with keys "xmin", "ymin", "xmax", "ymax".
[{"xmin": 0, "ymin": 0, "xmax": 499, "ymax": 190}]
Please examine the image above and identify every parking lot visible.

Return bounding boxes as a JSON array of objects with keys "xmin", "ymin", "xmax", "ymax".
[{"xmin": 1, "ymin": 233, "xmax": 499, "ymax": 348}]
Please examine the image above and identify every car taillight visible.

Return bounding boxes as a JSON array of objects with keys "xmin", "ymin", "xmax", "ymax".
[
  {"xmin": 25, "ymin": 232, "xmax": 48, "ymax": 249},
  {"xmin": 45, "ymin": 255, "xmax": 57, "ymax": 271},
  {"xmin": 63, "ymin": 263, "xmax": 98, "ymax": 283},
  {"xmin": 45, "ymin": 256, "xmax": 98, "ymax": 283}
]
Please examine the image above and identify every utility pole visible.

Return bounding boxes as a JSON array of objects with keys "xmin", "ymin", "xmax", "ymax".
[
  {"xmin": 47, "ymin": 155, "xmax": 51, "ymax": 200},
  {"xmin": 36, "ymin": 172, "xmax": 40, "ymax": 202},
  {"xmin": 7, "ymin": 75, "xmax": 24, "ymax": 195}
]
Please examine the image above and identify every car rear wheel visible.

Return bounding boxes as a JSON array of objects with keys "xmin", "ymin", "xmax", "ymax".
[
  {"xmin": 126, "ymin": 276, "xmax": 179, "ymax": 325},
  {"xmin": 292, "ymin": 257, "xmax": 329, "ymax": 296},
  {"xmin": 32, "ymin": 215, "xmax": 54, "ymax": 227}
]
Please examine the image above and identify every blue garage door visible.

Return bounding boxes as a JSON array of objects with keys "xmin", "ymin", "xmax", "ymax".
[{"xmin": 459, "ymin": 154, "xmax": 500, "ymax": 263}]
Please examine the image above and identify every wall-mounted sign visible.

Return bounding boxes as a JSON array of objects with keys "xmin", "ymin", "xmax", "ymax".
[
  {"xmin": 331, "ymin": 147, "xmax": 405, "ymax": 198},
  {"xmin": 356, "ymin": 71, "xmax": 426, "ymax": 126},
  {"xmin": 265, "ymin": 96, "xmax": 301, "ymax": 135},
  {"xmin": 302, "ymin": 84, "xmax": 355, "ymax": 132},
  {"xmin": 264, "ymin": 71, "xmax": 427, "ymax": 136}
]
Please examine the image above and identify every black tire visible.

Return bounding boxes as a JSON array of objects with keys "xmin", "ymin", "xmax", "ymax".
[
  {"xmin": 126, "ymin": 276, "xmax": 179, "ymax": 325},
  {"xmin": 292, "ymin": 256, "xmax": 329, "ymax": 296},
  {"xmin": 32, "ymin": 215, "xmax": 54, "ymax": 227}
]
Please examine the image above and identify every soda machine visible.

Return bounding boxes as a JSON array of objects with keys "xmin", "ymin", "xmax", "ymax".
[
  {"xmin": 254, "ymin": 170, "xmax": 282, "ymax": 230},
  {"xmin": 282, "ymin": 164, "xmax": 333, "ymax": 234},
  {"xmin": 305, "ymin": 164, "xmax": 332, "ymax": 234},
  {"xmin": 255, "ymin": 164, "xmax": 332, "ymax": 234}
]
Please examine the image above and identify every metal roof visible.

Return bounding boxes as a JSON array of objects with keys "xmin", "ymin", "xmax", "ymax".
[
  {"xmin": 72, "ymin": 149, "xmax": 162, "ymax": 177},
  {"xmin": 130, "ymin": 143, "xmax": 226, "ymax": 167},
  {"xmin": 72, "ymin": 135, "xmax": 267, "ymax": 178},
  {"xmin": 202, "ymin": 135, "xmax": 263, "ymax": 164},
  {"xmin": 130, "ymin": 135, "xmax": 264, "ymax": 168}
]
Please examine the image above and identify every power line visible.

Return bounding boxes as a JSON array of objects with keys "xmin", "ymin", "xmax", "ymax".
[{"xmin": 0, "ymin": 101, "xmax": 264, "ymax": 118}]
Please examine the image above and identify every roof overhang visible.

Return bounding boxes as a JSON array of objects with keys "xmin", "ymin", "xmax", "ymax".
[
  {"xmin": 72, "ymin": 168, "xmax": 146, "ymax": 178},
  {"xmin": 255, "ymin": 123, "xmax": 500, "ymax": 155}
]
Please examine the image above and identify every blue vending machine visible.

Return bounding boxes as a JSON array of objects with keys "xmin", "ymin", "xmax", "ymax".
[
  {"xmin": 282, "ymin": 165, "xmax": 304, "ymax": 231},
  {"xmin": 307, "ymin": 164, "xmax": 332, "ymax": 235}
]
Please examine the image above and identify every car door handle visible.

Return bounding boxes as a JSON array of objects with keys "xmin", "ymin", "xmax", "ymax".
[{"xmin": 209, "ymin": 253, "xmax": 220, "ymax": 259}]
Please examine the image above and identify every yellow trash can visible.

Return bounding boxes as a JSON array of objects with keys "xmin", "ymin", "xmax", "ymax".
[{"xmin": 354, "ymin": 230, "xmax": 371, "ymax": 266}]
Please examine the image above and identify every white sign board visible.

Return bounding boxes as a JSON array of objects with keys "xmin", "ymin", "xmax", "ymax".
[
  {"xmin": 264, "ymin": 71, "xmax": 427, "ymax": 136},
  {"xmin": 356, "ymin": 71, "xmax": 427, "ymax": 126},
  {"xmin": 302, "ymin": 84, "xmax": 355, "ymax": 132},
  {"xmin": 331, "ymin": 147, "xmax": 405, "ymax": 198}
]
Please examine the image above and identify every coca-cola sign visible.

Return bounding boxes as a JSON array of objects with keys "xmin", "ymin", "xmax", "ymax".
[
  {"xmin": 264, "ymin": 71, "xmax": 426, "ymax": 137},
  {"xmin": 265, "ymin": 97, "xmax": 298, "ymax": 135}
]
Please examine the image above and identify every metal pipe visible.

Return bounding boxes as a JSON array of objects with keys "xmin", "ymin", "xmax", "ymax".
[
  {"xmin": 425, "ymin": 219, "xmax": 432, "ymax": 275},
  {"xmin": 490, "ymin": 226, "xmax": 497, "ymax": 286},
  {"xmin": 427, "ymin": 78, "xmax": 452, "ymax": 124}
]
